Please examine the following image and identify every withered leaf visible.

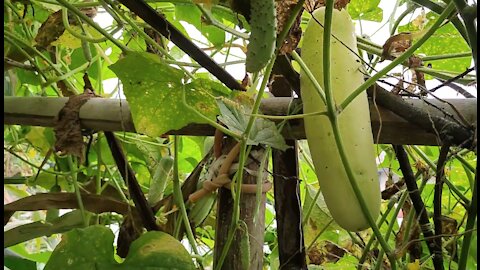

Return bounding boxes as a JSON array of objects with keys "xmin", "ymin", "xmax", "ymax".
[
  {"xmin": 54, "ymin": 91, "xmax": 97, "ymax": 162},
  {"xmin": 381, "ymin": 32, "xmax": 413, "ymax": 61},
  {"xmin": 277, "ymin": 1, "xmax": 303, "ymax": 55}
]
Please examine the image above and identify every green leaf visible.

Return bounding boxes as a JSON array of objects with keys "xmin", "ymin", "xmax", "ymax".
[
  {"xmin": 303, "ymin": 185, "xmax": 341, "ymax": 246},
  {"xmin": 174, "ymin": 4, "xmax": 225, "ymax": 47},
  {"xmin": 120, "ymin": 231, "xmax": 195, "ymax": 270},
  {"xmin": 4, "ymin": 249, "xmax": 37, "ymax": 270},
  {"xmin": 8, "ymin": 244, "xmax": 51, "ymax": 264},
  {"xmin": 398, "ymin": 12, "xmax": 472, "ymax": 73},
  {"xmin": 178, "ymin": 136, "xmax": 202, "ymax": 173},
  {"xmin": 348, "ymin": 0, "xmax": 383, "ymax": 22},
  {"xmin": 69, "ymin": 43, "xmax": 99, "ymax": 80},
  {"xmin": 4, "ymin": 210, "xmax": 87, "ymax": 248},
  {"xmin": 25, "ymin": 127, "xmax": 52, "ymax": 155},
  {"xmin": 44, "ymin": 226, "xmax": 117, "ymax": 270},
  {"xmin": 109, "ymin": 52, "xmax": 221, "ymax": 137},
  {"xmin": 27, "ymin": 172, "xmax": 71, "ymax": 191},
  {"xmin": 217, "ymin": 99, "xmax": 289, "ymax": 151}
]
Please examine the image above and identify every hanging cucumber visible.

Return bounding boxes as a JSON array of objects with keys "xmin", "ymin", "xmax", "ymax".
[
  {"xmin": 147, "ymin": 156, "xmax": 174, "ymax": 206},
  {"xmin": 300, "ymin": 7, "xmax": 380, "ymax": 231},
  {"xmin": 245, "ymin": 0, "xmax": 276, "ymax": 73}
]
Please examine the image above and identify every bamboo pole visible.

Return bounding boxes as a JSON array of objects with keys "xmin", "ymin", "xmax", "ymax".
[{"xmin": 4, "ymin": 96, "xmax": 477, "ymax": 146}]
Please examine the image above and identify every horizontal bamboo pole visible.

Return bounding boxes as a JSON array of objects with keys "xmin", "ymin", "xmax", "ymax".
[{"xmin": 4, "ymin": 96, "xmax": 477, "ymax": 146}]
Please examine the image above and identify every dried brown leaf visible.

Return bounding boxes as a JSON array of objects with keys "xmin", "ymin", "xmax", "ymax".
[
  {"xmin": 276, "ymin": 0, "xmax": 303, "ymax": 54},
  {"xmin": 34, "ymin": 7, "xmax": 97, "ymax": 49},
  {"xmin": 381, "ymin": 32, "xmax": 413, "ymax": 61},
  {"xmin": 54, "ymin": 92, "xmax": 97, "ymax": 162},
  {"xmin": 34, "ymin": 11, "xmax": 65, "ymax": 49}
]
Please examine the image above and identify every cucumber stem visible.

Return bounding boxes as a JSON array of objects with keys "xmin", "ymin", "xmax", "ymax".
[{"xmin": 172, "ymin": 136, "xmax": 204, "ymax": 267}]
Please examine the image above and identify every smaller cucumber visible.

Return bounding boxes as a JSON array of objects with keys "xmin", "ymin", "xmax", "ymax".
[
  {"xmin": 147, "ymin": 156, "xmax": 174, "ymax": 205},
  {"xmin": 245, "ymin": 0, "xmax": 277, "ymax": 73}
]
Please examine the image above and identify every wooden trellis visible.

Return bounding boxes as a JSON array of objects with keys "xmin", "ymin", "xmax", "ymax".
[{"xmin": 4, "ymin": 95, "xmax": 477, "ymax": 269}]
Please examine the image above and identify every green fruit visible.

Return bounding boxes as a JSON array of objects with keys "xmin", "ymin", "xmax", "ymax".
[
  {"xmin": 300, "ymin": 7, "xmax": 380, "ymax": 231},
  {"xmin": 245, "ymin": 0, "xmax": 276, "ymax": 73},
  {"xmin": 147, "ymin": 156, "xmax": 174, "ymax": 205},
  {"xmin": 122, "ymin": 231, "xmax": 195, "ymax": 270}
]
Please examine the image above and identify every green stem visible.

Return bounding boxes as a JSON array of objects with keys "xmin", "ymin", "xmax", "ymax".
[
  {"xmin": 358, "ymin": 191, "xmax": 408, "ymax": 269},
  {"xmin": 340, "ymin": 2, "xmax": 456, "ymax": 111},
  {"xmin": 458, "ymin": 166, "xmax": 477, "ymax": 270},
  {"xmin": 4, "ymin": 30, "xmax": 78, "ymax": 94},
  {"xmin": 172, "ymin": 136, "xmax": 203, "ymax": 263},
  {"xmin": 390, "ymin": 3, "xmax": 417, "ymax": 35},
  {"xmin": 421, "ymin": 52, "xmax": 472, "ymax": 61},
  {"xmin": 56, "ymin": 0, "xmax": 129, "ymax": 52},
  {"xmin": 291, "ymin": 51, "xmax": 327, "ymax": 104},
  {"xmin": 102, "ymin": 0, "xmax": 195, "ymax": 79},
  {"xmin": 41, "ymin": 55, "xmax": 100, "ymax": 88},
  {"xmin": 196, "ymin": 4, "xmax": 249, "ymax": 39},
  {"xmin": 415, "ymin": 67, "xmax": 476, "ymax": 85},
  {"xmin": 357, "ymin": 35, "xmax": 383, "ymax": 49},
  {"xmin": 4, "ymin": 147, "xmax": 70, "ymax": 176},
  {"xmin": 67, "ymin": 156, "xmax": 88, "ymax": 227},
  {"xmin": 61, "ymin": 8, "xmax": 111, "ymax": 43},
  {"xmin": 411, "ymin": 146, "xmax": 471, "ymax": 205}
]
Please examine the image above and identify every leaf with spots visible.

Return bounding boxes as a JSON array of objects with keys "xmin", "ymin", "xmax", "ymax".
[
  {"xmin": 398, "ymin": 11, "xmax": 472, "ymax": 73},
  {"xmin": 44, "ymin": 226, "xmax": 116, "ymax": 270},
  {"xmin": 347, "ymin": 0, "xmax": 383, "ymax": 22},
  {"xmin": 109, "ymin": 52, "xmax": 224, "ymax": 137}
]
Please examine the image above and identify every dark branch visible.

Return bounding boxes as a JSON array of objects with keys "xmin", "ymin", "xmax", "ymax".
[
  {"xmin": 104, "ymin": 131, "xmax": 158, "ymax": 231},
  {"xmin": 433, "ymin": 144, "xmax": 450, "ymax": 264},
  {"xmin": 116, "ymin": 0, "xmax": 245, "ymax": 91},
  {"xmin": 393, "ymin": 145, "xmax": 444, "ymax": 270},
  {"xmin": 368, "ymin": 85, "xmax": 475, "ymax": 149}
]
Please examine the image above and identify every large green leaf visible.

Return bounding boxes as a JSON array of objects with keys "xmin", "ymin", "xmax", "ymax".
[
  {"xmin": 109, "ymin": 52, "xmax": 221, "ymax": 137},
  {"xmin": 4, "ymin": 249, "xmax": 37, "ymax": 270},
  {"xmin": 348, "ymin": 0, "xmax": 383, "ymax": 22},
  {"xmin": 44, "ymin": 226, "xmax": 117, "ymax": 270},
  {"xmin": 398, "ymin": 12, "xmax": 472, "ymax": 73}
]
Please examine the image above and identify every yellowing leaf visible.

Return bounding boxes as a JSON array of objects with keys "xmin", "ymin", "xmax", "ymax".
[
  {"xmin": 412, "ymin": 9, "xmax": 427, "ymax": 30},
  {"xmin": 51, "ymin": 25, "xmax": 104, "ymax": 49},
  {"xmin": 407, "ymin": 259, "xmax": 421, "ymax": 270},
  {"xmin": 27, "ymin": 148, "xmax": 37, "ymax": 159}
]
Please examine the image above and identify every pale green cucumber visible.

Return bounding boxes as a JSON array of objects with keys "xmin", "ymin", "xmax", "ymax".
[
  {"xmin": 147, "ymin": 156, "xmax": 174, "ymax": 206},
  {"xmin": 300, "ymin": 7, "xmax": 380, "ymax": 231}
]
